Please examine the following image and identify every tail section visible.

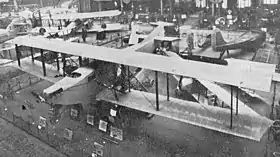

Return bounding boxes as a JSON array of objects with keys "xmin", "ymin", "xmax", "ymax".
[
  {"xmin": 128, "ymin": 22, "xmax": 140, "ymax": 45},
  {"xmin": 129, "ymin": 22, "xmax": 164, "ymax": 46},
  {"xmin": 128, "ymin": 25, "xmax": 165, "ymax": 53},
  {"xmin": 6, "ymin": 23, "xmax": 18, "ymax": 38},
  {"xmin": 211, "ymin": 28, "xmax": 227, "ymax": 51}
]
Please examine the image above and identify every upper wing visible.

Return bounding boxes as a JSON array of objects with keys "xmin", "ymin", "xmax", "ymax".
[
  {"xmin": 11, "ymin": 36, "xmax": 274, "ymax": 92},
  {"xmin": 42, "ymin": 10, "xmax": 121, "ymax": 20}
]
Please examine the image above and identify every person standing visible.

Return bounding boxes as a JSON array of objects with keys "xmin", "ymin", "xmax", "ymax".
[
  {"xmin": 188, "ymin": 33, "xmax": 194, "ymax": 52},
  {"xmin": 81, "ymin": 28, "xmax": 88, "ymax": 43}
]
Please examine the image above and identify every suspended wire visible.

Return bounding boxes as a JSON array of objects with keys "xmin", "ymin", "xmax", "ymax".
[
  {"xmin": 55, "ymin": 0, "xmax": 62, "ymax": 6},
  {"xmin": 19, "ymin": 0, "xmax": 23, "ymax": 5}
]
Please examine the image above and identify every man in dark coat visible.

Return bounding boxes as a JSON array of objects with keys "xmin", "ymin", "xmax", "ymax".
[{"xmin": 81, "ymin": 28, "xmax": 88, "ymax": 42}]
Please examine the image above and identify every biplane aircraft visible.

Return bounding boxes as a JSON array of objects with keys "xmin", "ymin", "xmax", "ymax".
[
  {"xmin": 7, "ymin": 21, "xmax": 280, "ymax": 142},
  {"xmin": 181, "ymin": 28, "xmax": 266, "ymax": 59},
  {"xmin": 33, "ymin": 10, "xmax": 123, "ymax": 38},
  {"xmin": 153, "ymin": 36, "xmax": 273, "ymax": 115},
  {"xmin": 0, "ymin": 18, "xmax": 32, "ymax": 51},
  {"xmin": 211, "ymin": 28, "xmax": 266, "ymax": 59}
]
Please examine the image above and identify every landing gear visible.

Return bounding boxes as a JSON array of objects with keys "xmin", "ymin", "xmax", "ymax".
[{"xmin": 219, "ymin": 50, "xmax": 229, "ymax": 59}]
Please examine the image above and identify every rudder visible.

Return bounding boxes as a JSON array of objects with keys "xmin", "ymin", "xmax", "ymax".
[{"xmin": 211, "ymin": 28, "xmax": 227, "ymax": 51}]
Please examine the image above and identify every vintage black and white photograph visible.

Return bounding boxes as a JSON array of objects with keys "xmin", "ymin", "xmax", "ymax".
[{"xmin": 0, "ymin": 0, "xmax": 280, "ymax": 156}]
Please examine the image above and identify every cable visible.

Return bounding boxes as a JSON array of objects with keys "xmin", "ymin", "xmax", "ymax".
[
  {"xmin": 55, "ymin": 0, "xmax": 61, "ymax": 6},
  {"xmin": 19, "ymin": 0, "xmax": 23, "ymax": 5},
  {"xmin": 120, "ymin": 66, "xmax": 156, "ymax": 108}
]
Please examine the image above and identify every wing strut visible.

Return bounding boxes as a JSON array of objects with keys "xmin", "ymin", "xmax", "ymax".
[
  {"xmin": 15, "ymin": 44, "xmax": 21, "ymax": 67},
  {"xmin": 230, "ymin": 86, "xmax": 233, "ymax": 129},
  {"xmin": 40, "ymin": 49, "xmax": 46, "ymax": 77},
  {"xmin": 30, "ymin": 47, "xmax": 34, "ymax": 62},
  {"xmin": 155, "ymin": 71, "xmax": 159, "ymax": 111}
]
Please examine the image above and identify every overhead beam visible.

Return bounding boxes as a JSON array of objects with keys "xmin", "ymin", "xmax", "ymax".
[{"xmin": 11, "ymin": 37, "xmax": 274, "ymax": 92}]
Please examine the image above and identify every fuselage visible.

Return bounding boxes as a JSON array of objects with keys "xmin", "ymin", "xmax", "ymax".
[
  {"xmin": 0, "ymin": 18, "xmax": 31, "ymax": 44},
  {"xmin": 0, "ymin": 29, "xmax": 16, "ymax": 43},
  {"xmin": 211, "ymin": 29, "xmax": 266, "ymax": 52}
]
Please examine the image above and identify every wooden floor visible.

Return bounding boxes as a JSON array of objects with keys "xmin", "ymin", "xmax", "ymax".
[{"xmin": 96, "ymin": 89, "xmax": 273, "ymax": 141}]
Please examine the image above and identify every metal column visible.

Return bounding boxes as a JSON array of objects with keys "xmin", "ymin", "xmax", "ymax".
[
  {"xmin": 236, "ymin": 87, "xmax": 239, "ymax": 115},
  {"xmin": 79, "ymin": 56, "xmax": 83, "ymax": 67},
  {"xmin": 155, "ymin": 71, "xmax": 159, "ymax": 111},
  {"xmin": 39, "ymin": 0, "xmax": 43, "ymax": 7},
  {"xmin": 212, "ymin": 3, "xmax": 215, "ymax": 16},
  {"xmin": 120, "ymin": 0, "xmax": 123, "ymax": 12},
  {"xmin": 40, "ymin": 49, "xmax": 46, "ymax": 76},
  {"xmin": 230, "ymin": 86, "xmax": 233, "ymax": 129},
  {"xmin": 166, "ymin": 73, "xmax": 169, "ymax": 101},
  {"xmin": 30, "ymin": 47, "xmax": 34, "ymax": 62},
  {"xmin": 160, "ymin": 0, "xmax": 163, "ymax": 15},
  {"xmin": 15, "ymin": 44, "xmax": 21, "ymax": 67}
]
